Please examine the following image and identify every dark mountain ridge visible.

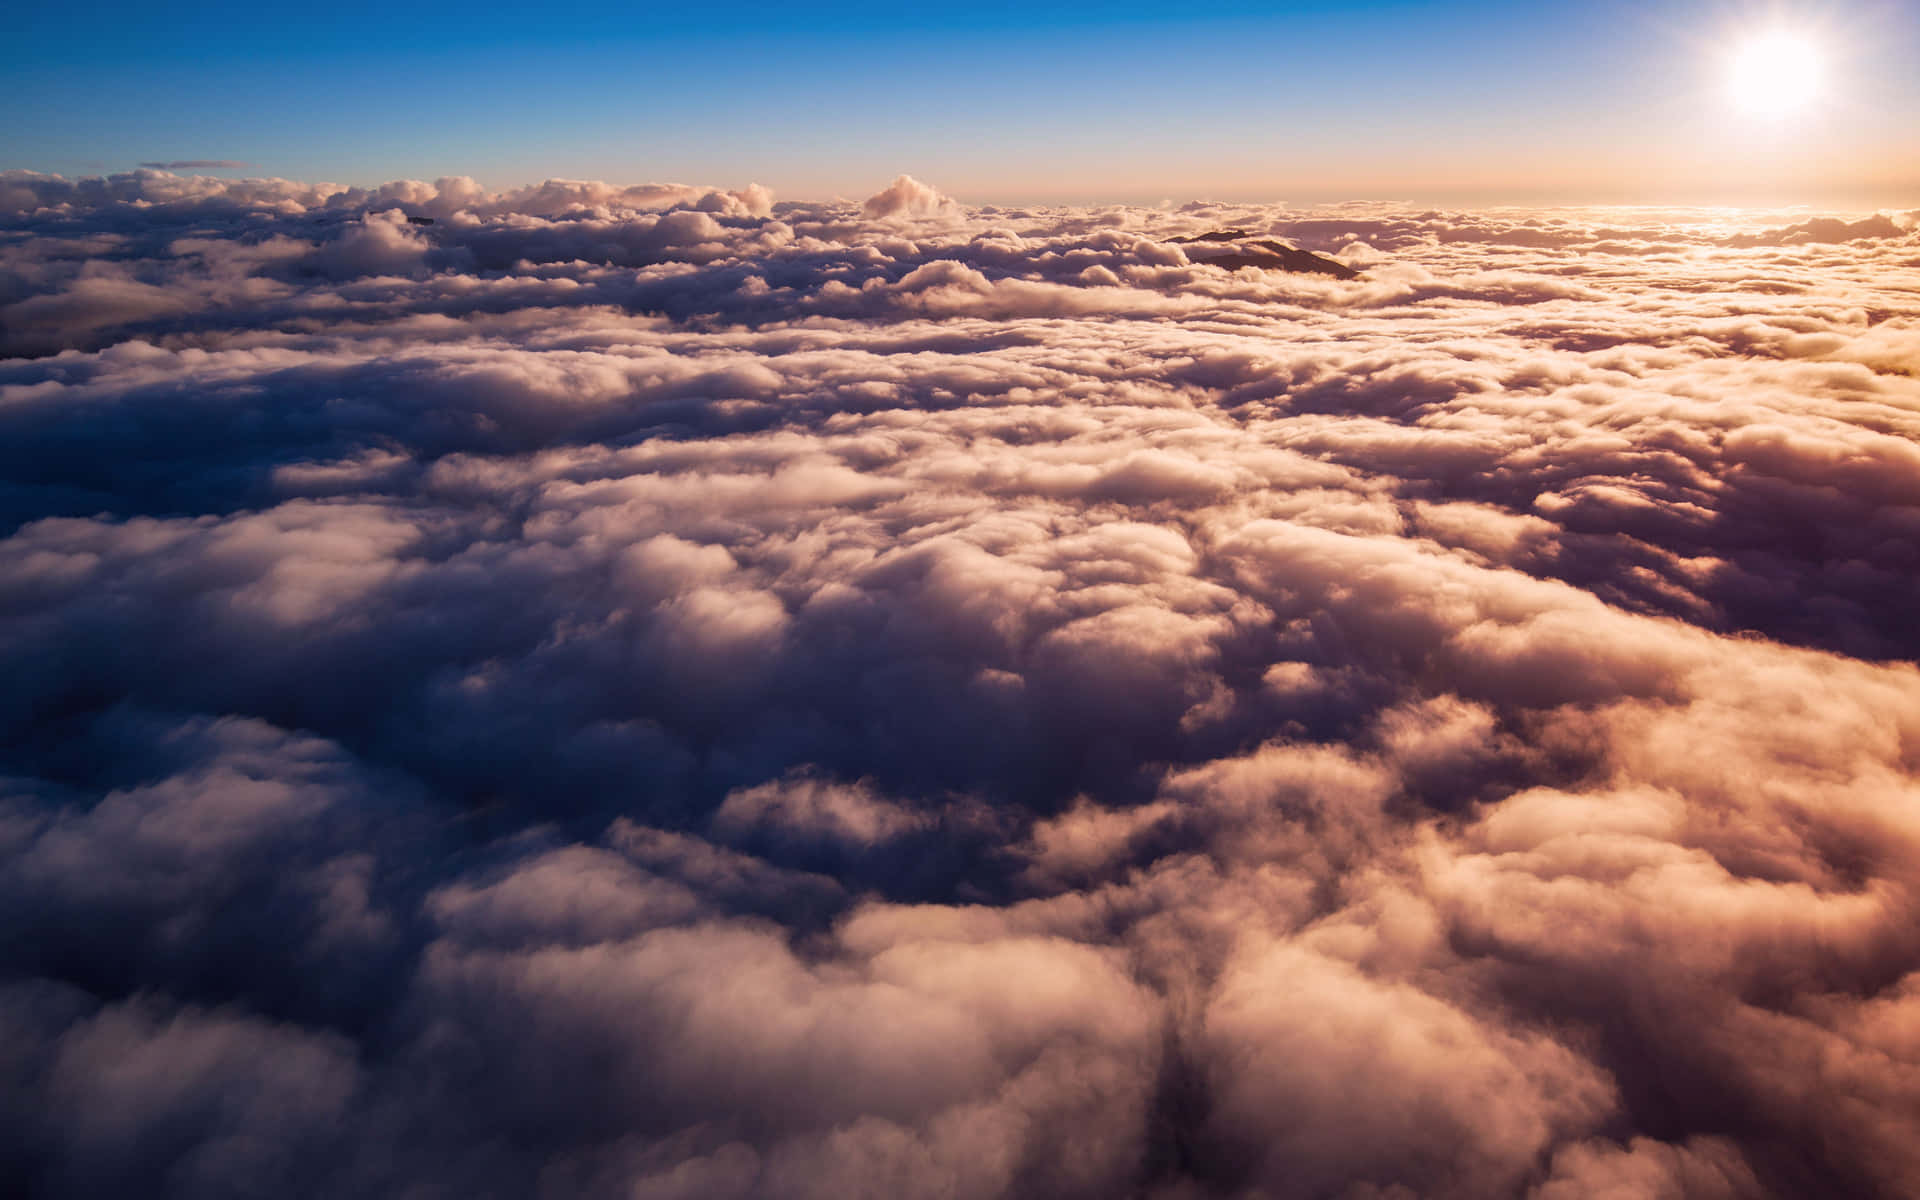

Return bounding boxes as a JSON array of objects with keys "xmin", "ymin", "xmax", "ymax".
[{"xmin": 1169, "ymin": 229, "xmax": 1360, "ymax": 279}]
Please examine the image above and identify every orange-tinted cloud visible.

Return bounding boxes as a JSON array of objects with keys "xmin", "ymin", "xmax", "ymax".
[{"xmin": 3, "ymin": 171, "xmax": 1920, "ymax": 1198}]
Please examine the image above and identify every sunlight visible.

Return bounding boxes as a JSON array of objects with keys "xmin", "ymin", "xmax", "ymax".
[{"xmin": 1726, "ymin": 29, "xmax": 1824, "ymax": 117}]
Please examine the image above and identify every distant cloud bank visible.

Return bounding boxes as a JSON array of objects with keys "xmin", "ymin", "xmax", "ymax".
[
  {"xmin": 135, "ymin": 159, "xmax": 256, "ymax": 170},
  {"xmin": 4, "ymin": 167, "xmax": 1920, "ymax": 1199}
]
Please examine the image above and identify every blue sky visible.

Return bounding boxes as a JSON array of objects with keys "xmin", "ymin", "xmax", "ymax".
[{"xmin": 5, "ymin": 0, "xmax": 1916, "ymax": 203}]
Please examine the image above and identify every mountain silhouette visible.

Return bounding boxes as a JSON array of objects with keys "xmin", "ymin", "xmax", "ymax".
[{"xmin": 1169, "ymin": 230, "xmax": 1360, "ymax": 279}]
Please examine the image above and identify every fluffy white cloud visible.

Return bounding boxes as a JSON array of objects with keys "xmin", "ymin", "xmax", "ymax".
[
  {"xmin": 861, "ymin": 174, "xmax": 956, "ymax": 220},
  {"xmin": 3, "ymin": 170, "xmax": 1920, "ymax": 1197}
]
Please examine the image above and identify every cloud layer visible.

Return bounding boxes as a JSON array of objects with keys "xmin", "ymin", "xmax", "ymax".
[
  {"xmin": 136, "ymin": 161, "xmax": 256, "ymax": 171},
  {"xmin": 4, "ymin": 168, "xmax": 1920, "ymax": 1198}
]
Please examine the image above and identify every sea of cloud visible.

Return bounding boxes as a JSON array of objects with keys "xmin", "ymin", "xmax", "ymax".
[{"xmin": 3, "ymin": 166, "xmax": 1920, "ymax": 1198}]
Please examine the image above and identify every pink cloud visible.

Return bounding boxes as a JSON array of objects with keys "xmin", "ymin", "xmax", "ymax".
[{"xmin": 2, "ymin": 174, "xmax": 1919, "ymax": 1197}]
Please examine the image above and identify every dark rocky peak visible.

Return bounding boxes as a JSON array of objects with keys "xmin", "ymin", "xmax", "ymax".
[
  {"xmin": 1168, "ymin": 228, "xmax": 1360, "ymax": 279},
  {"xmin": 1168, "ymin": 228, "xmax": 1257, "ymax": 244}
]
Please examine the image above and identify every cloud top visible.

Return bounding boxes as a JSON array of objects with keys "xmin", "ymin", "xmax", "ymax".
[
  {"xmin": 3, "ymin": 172, "xmax": 1920, "ymax": 1198},
  {"xmin": 861, "ymin": 173, "xmax": 956, "ymax": 218}
]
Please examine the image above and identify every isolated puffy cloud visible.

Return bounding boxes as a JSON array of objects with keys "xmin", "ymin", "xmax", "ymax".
[
  {"xmin": 4, "ymin": 171, "xmax": 1920, "ymax": 1197},
  {"xmin": 862, "ymin": 173, "xmax": 957, "ymax": 219}
]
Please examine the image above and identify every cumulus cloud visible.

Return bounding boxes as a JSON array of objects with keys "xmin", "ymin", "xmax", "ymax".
[
  {"xmin": 862, "ymin": 173, "xmax": 957, "ymax": 219},
  {"xmin": 3, "ymin": 170, "xmax": 1920, "ymax": 1197}
]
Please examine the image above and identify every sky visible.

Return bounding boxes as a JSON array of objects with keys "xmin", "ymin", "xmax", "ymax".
[{"xmin": 5, "ymin": 0, "xmax": 1919, "ymax": 203}]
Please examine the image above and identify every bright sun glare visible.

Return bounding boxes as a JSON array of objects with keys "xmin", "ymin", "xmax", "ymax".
[{"xmin": 1726, "ymin": 30, "xmax": 1824, "ymax": 117}]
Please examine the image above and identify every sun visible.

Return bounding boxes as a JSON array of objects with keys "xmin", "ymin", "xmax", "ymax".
[{"xmin": 1726, "ymin": 30, "xmax": 1824, "ymax": 117}]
